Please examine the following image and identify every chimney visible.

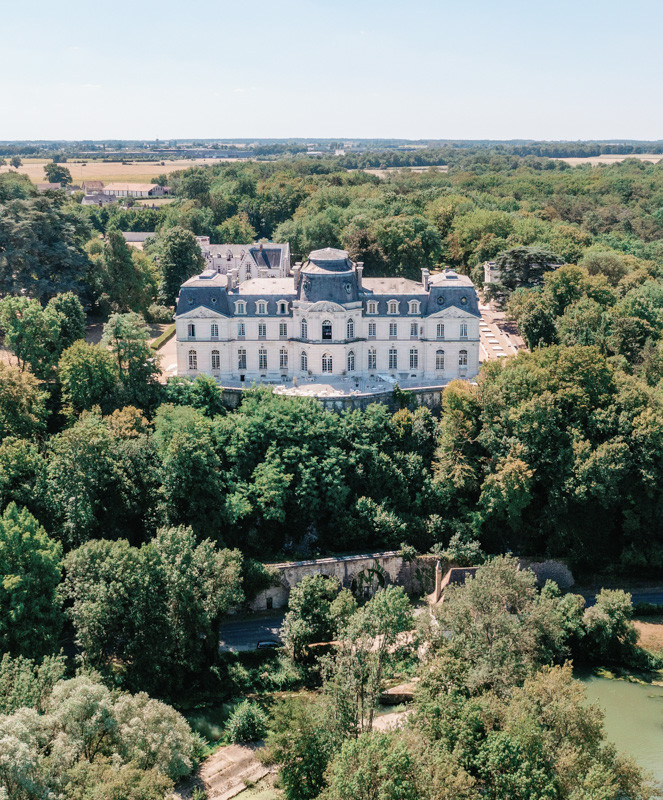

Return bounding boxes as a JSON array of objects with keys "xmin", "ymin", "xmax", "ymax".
[
  {"xmin": 226, "ymin": 272, "xmax": 233, "ymax": 290},
  {"xmin": 293, "ymin": 262, "xmax": 301, "ymax": 287},
  {"xmin": 421, "ymin": 268, "xmax": 430, "ymax": 291},
  {"xmin": 356, "ymin": 262, "xmax": 363, "ymax": 290}
]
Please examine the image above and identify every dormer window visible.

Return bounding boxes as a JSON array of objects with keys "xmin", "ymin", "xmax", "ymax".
[
  {"xmin": 257, "ymin": 301, "xmax": 267, "ymax": 315},
  {"xmin": 388, "ymin": 300, "xmax": 398, "ymax": 315},
  {"xmin": 409, "ymin": 300, "xmax": 420, "ymax": 314},
  {"xmin": 278, "ymin": 301, "xmax": 288, "ymax": 315},
  {"xmin": 367, "ymin": 301, "xmax": 378, "ymax": 315},
  {"xmin": 235, "ymin": 301, "xmax": 246, "ymax": 315}
]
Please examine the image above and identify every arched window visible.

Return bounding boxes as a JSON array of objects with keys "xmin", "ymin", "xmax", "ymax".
[
  {"xmin": 322, "ymin": 320, "xmax": 332, "ymax": 340},
  {"xmin": 301, "ymin": 351, "xmax": 308, "ymax": 371},
  {"xmin": 367, "ymin": 301, "xmax": 377, "ymax": 314},
  {"xmin": 347, "ymin": 350, "xmax": 355, "ymax": 372},
  {"xmin": 188, "ymin": 350, "xmax": 197, "ymax": 370},
  {"xmin": 388, "ymin": 300, "xmax": 398, "ymax": 315},
  {"xmin": 301, "ymin": 318, "xmax": 308, "ymax": 339},
  {"xmin": 187, "ymin": 323, "xmax": 196, "ymax": 338},
  {"xmin": 347, "ymin": 318, "xmax": 355, "ymax": 339},
  {"xmin": 436, "ymin": 323, "xmax": 445, "ymax": 339},
  {"xmin": 259, "ymin": 348, "xmax": 267, "ymax": 370},
  {"xmin": 322, "ymin": 352, "xmax": 333, "ymax": 373},
  {"xmin": 235, "ymin": 301, "xmax": 246, "ymax": 315},
  {"xmin": 409, "ymin": 348, "xmax": 418, "ymax": 369},
  {"xmin": 211, "ymin": 350, "xmax": 220, "ymax": 370},
  {"xmin": 436, "ymin": 350, "xmax": 445, "ymax": 371},
  {"xmin": 257, "ymin": 301, "xmax": 267, "ymax": 315},
  {"xmin": 368, "ymin": 347, "xmax": 377, "ymax": 370},
  {"xmin": 280, "ymin": 347, "xmax": 288, "ymax": 370},
  {"xmin": 409, "ymin": 300, "xmax": 420, "ymax": 314},
  {"xmin": 459, "ymin": 349, "xmax": 468, "ymax": 366},
  {"xmin": 389, "ymin": 348, "xmax": 398, "ymax": 370},
  {"xmin": 238, "ymin": 349, "xmax": 247, "ymax": 370},
  {"xmin": 278, "ymin": 301, "xmax": 288, "ymax": 315},
  {"xmin": 211, "ymin": 323, "xmax": 219, "ymax": 338}
]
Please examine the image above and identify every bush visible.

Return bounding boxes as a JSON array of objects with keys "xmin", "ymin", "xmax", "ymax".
[
  {"xmin": 146, "ymin": 303, "xmax": 174, "ymax": 324},
  {"xmin": 226, "ymin": 700, "xmax": 268, "ymax": 743}
]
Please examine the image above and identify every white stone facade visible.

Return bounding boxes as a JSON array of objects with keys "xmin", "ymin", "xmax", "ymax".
[{"xmin": 175, "ymin": 248, "xmax": 480, "ymax": 386}]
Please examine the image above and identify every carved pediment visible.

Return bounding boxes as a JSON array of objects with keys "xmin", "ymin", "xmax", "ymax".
[
  {"xmin": 427, "ymin": 306, "xmax": 477, "ymax": 319},
  {"xmin": 177, "ymin": 306, "xmax": 227, "ymax": 319}
]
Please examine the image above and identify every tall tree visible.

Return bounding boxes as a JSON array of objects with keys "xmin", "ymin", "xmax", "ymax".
[
  {"xmin": 153, "ymin": 226, "xmax": 204, "ymax": 306},
  {"xmin": 0, "ymin": 503, "xmax": 63, "ymax": 657},
  {"xmin": 43, "ymin": 162, "xmax": 72, "ymax": 185},
  {"xmin": 101, "ymin": 312, "xmax": 162, "ymax": 409}
]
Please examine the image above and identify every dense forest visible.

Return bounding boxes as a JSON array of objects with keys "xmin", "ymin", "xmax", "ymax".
[{"xmin": 2, "ymin": 149, "xmax": 663, "ymax": 798}]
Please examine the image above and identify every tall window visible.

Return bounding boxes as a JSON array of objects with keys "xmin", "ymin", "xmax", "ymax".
[
  {"xmin": 279, "ymin": 322, "xmax": 288, "ymax": 338},
  {"xmin": 237, "ymin": 321, "xmax": 245, "ymax": 338},
  {"xmin": 388, "ymin": 300, "xmax": 398, "ymax": 314},
  {"xmin": 258, "ymin": 322, "xmax": 266, "ymax": 339},
  {"xmin": 389, "ymin": 348, "xmax": 398, "ymax": 370},
  {"xmin": 459, "ymin": 349, "xmax": 468, "ymax": 367},
  {"xmin": 235, "ymin": 301, "xmax": 246, "ymax": 315},
  {"xmin": 367, "ymin": 301, "xmax": 377, "ymax": 314},
  {"xmin": 188, "ymin": 350, "xmax": 197, "ymax": 370},
  {"xmin": 187, "ymin": 323, "xmax": 195, "ymax": 339},
  {"xmin": 436, "ymin": 349, "xmax": 445, "ymax": 371},
  {"xmin": 301, "ymin": 351, "xmax": 308, "ymax": 371},
  {"xmin": 347, "ymin": 318, "xmax": 354, "ymax": 339},
  {"xmin": 259, "ymin": 348, "xmax": 267, "ymax": 370},
  {"xmin": 409, "ymin": 348, "xmax": 418, "ymax": 369},
  {"xmin": 389, "ymin": 322, "xmax": 398, "ymax": 338},
  {"xmin": 460, "ymin": 323, "xmax": 468, "ymax": 339},
  {"xmin": 368, "ymin": 322, "xmax": 376, "ymax": 338},
  {"xmin": 368, "ymin": 348, "xmax": 377, "ymax": 370},
  {"xmin": 436, "ymin": 323, "xmax": 445, "ymax": 339},
  {"xmin": 211, "ymin": 323, "xmax": 219, "ymax": 338},
  {"xmin": 409, "ymin": 300, "xmax": 420, "ymax": 314},
  {"xmin": 301, "ymin": 318, "xmax": 308, "ymax": 339},
  {"xmin": 322, "ymin": 320, "xmax": 332, "ymax": 340},
  {"xmin": 257, "ymin": 301, "xmax": 267, "ymax": 315},
  {"xmin": 410, "ymin": 322, "xmax": 418, "ymax": 338},
  {"xmin": 238, "ymin": 348, "xmax": 247, "ymax": 370},
  {"xmin": 347, "ymin": 350, "xmax": 355, "ymax": 371},
  {"xmin": 322, "ymin": 352, "xmax": 333, "ymax": 373},
  {"xmin": 280, "ymin": 347, "xmax": 288, "ymax": 369},
  {"xmin": 211, "ymin": 350, "xmax": 220, "ymax": 370}
]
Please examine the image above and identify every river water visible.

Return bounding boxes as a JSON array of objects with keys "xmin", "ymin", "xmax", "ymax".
[{"xmin": 582, "ymin": 675, "xmax": 663, "ymax": 781}]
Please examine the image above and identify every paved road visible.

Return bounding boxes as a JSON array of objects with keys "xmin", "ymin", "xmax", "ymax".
[{"xmin": 220, "ymin": 614, "xmax": 285, "ymax": 652}]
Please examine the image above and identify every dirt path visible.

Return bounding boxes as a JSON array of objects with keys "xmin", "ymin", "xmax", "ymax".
[
  {"xmin": 175, "ymin": 743, "xmax": 271, "ymax": 800},
  {"xmin": 372, "ymin": 709, "xmax": 409, "ymax": 731}
]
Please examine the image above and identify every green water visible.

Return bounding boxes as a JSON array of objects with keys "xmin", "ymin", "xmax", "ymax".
[{"xmin": 582, "ymin": 675, "xmax": 663, "ymax": 781}]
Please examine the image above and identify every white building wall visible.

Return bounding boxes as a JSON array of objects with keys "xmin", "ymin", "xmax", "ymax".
[{"xmin": 176, "ymin": 307, "xmax": 480, "ymax": 382}]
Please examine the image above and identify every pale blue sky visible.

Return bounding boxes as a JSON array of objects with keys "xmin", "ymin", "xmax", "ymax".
[{"xmin": 2, "ymin": 0, "xmax": 662, "ymax": 140}]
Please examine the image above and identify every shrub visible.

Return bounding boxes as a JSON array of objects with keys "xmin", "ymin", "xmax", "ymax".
[{"xmin": 226, "ymin": 700, "xmax": 268, "ymax": 744}]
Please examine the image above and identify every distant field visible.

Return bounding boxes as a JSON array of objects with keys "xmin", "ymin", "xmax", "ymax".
[
  {"xmin": 0, "ymin": 157, "xmax": 244, "ymax": 185},
  {"xmin": 362, "ymin": 165, "xmax": 449, "ymax": 179},
  {"xmin": 554, "ymin": 153, "xmax": 663, "ymax": 166}
]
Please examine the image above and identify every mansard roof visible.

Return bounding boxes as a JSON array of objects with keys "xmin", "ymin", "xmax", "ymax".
[{"xmin": 302, "ymin": 247, "xmax": 354, "ymax": 274}]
